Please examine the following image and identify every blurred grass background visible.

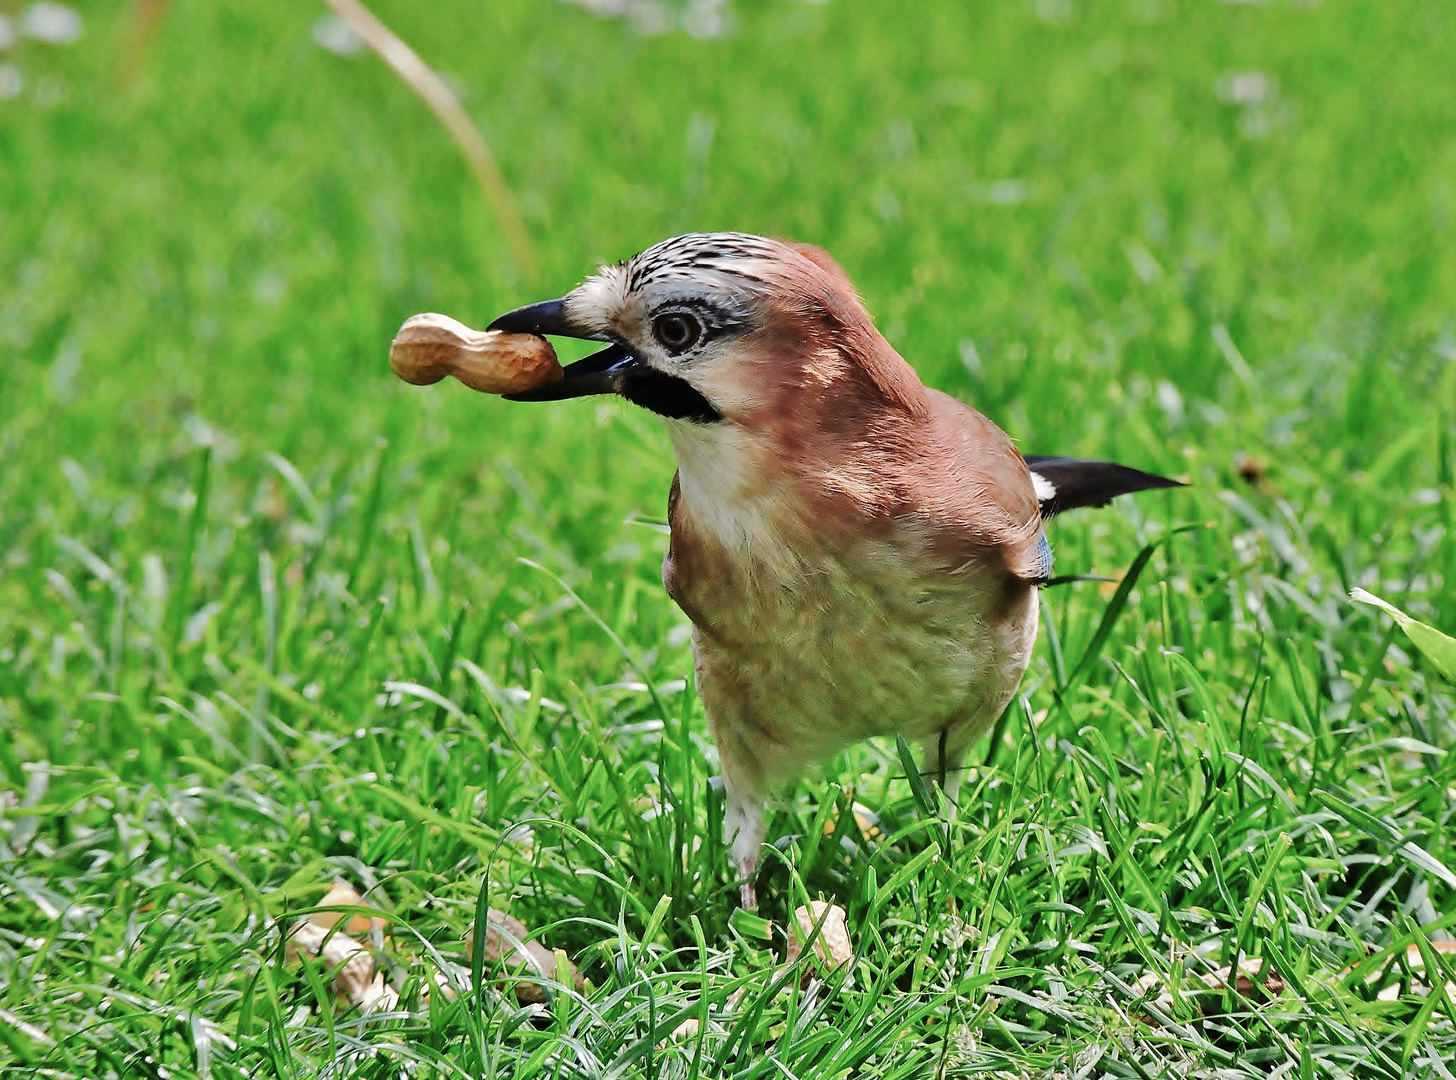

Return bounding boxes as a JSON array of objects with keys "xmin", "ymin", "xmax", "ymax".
[
  {"xmin": 9, "ymin": 0, "xmax": 1454, "ymax": 475},
  {"xmin": 3, "ymin": 0, "xmax": 1456, "ymax": 1075}
]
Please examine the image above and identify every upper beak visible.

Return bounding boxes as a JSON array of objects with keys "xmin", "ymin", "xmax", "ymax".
[{"xmin": 488, "ymin": 299, "xmax": 637, "ymax": 402}]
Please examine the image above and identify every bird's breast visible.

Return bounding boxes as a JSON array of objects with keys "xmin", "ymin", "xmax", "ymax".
[{"xmin": 664, "ymin": 475, "xmax": 1037, "ymax": 771}]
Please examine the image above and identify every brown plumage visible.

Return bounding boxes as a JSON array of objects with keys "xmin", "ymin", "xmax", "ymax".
[{"xmin": 490, "ymin": 232, "xmax": 1179, "ymax": 907}]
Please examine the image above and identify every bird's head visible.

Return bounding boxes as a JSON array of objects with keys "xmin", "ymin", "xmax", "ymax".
[
  {"xmin": 491, "ymin": 234, "xmax": 1046, "ymax": 575},
  {"xmin": 490, "ymin": 232, "xmax": 926, "ymax": 435}
]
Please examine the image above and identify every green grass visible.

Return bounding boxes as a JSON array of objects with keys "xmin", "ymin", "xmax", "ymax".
[{"xmin": 3, "ymin": 0, "xmax": 1456, "ymax": 1075}]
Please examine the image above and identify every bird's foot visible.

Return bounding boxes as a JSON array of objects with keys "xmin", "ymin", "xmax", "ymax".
[{"xmin": 726, "ymin": 798, "xmax": 765, "ymax": 910}]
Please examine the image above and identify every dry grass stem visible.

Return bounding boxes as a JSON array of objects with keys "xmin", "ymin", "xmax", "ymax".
[{"xmin": 320, "ymin": 0, "xmax": 539, "ymax": 279}]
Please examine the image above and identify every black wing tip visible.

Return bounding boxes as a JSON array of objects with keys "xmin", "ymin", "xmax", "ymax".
[
  {"xmin": 1025, "ymin": 455, "xmax": 1186, "ymax": 518},
  {"xmin": 1129, "ymin": 471, "xmax": 1186, "ymax": 492}
]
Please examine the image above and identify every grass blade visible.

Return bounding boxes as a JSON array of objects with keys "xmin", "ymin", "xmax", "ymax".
[
  {"xmin": 1351, "ymin": 587, "xmax": 1456, "ymax": 682},
  {"xmin": 166, "ymin": 445, "xmax": 212, "ymax": 657},
  {"xmin": 896, "ymin": 734, "xmax": 937, "ymax": 819},
  {"xmin": 1065, "ymin": 523, "xmax": 1204, "ymax": 690}
]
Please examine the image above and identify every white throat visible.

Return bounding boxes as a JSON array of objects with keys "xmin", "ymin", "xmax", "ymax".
[{"xmin": 664, "ymin": 420, "xmax": 803, "ymax": 575}]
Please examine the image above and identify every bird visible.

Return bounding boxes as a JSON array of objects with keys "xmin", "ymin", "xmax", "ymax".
[{"xmin": 489, "ymin": 232, "xmax": 1181, "ymax": 908}]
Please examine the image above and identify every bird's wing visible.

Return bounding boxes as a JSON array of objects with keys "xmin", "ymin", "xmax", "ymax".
[
  {"xmin": 920, "ymin": 390, "xmax": 1051, "ymax": 584},
  {"xmin": 1022, "ymin": 455, "xmax": 1183, "ymax": 518}
]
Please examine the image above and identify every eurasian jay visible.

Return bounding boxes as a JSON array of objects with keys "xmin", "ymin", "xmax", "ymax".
[{"xmin": 490, "ymin": 232, "xmax": 1180, "ymax": 908}]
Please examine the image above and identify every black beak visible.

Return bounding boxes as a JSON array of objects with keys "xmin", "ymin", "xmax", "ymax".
[
  {"xmin": 488, "ymin": 298, "xmax": 605, "ymax": 341},
  {"xmin": 488, "ymin": 298, "xmax": 721, "ymax": 422}
]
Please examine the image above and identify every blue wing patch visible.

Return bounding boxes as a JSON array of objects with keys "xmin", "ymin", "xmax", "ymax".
[{"xmin": 1030, "ymin": 530, "xmax": 1054, "ymax": 584}]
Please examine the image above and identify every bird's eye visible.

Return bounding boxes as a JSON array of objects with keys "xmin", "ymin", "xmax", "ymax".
[{"xmin": 652, "ymin": 312, "xmax": 703, "ymax": 354}]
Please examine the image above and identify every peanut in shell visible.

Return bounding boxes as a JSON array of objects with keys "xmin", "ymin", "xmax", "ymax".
[{"xmin": 389, "ymin": 312, "xmax": 562, "ymax": 395}]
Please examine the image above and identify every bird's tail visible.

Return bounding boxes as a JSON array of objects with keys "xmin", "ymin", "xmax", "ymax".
[{"xmin": 1023, "ymin": 455, "xmax": 1183, "ymax": 519}]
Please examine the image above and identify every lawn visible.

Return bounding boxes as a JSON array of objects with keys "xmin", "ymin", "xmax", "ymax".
[{"xmin": 2, "ymin": 0, "xmax": 1456, "ymax": 1075}]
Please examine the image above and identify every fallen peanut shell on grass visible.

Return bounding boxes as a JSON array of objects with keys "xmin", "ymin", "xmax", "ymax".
[
  {"xmin": 389, "ymin": 312, "xmax": 563, "ymax": 395},
  {"xmin": 308, "ymin": 881, "xmax": 385, "ymax": 937},
  {"xmin": 1131, "ymin": 957, "xmax": 1287, "ymax": 1024},
  {"xmin": 785, "ymin": 901, "xmax": 852, "ymax": 972},
  {"xmin": 465, "ymin": 907, "xmax": 585, "ymax": 1004},
  {"xmin": 286, "ymin": 921, "xmax": 398, "ymax": 1013}
]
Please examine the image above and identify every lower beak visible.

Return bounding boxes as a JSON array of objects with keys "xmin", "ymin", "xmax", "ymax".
[{"xmin": 488, "ymin": 299, "xmax": 636, "ymax": 403}]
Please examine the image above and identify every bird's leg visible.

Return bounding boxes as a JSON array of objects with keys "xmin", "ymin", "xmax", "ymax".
[
  {"xmin": 724, "ymin": 795, "xmax": 766, "ymax": 909},
  {"xmin": 702, "ymin": 687, "xmax": 769, "ymax": 909}
]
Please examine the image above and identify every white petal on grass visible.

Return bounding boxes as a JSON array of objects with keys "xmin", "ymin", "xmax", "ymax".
[
  {"xmin": 626, "ymin": 0, "xmax": 673, "ymax": 36},
  {"xmin": 560, "ymin": 0, "xmax": 672, "ymax": 35},
  {"xmin": 682, "ymin": 0, "xmax": 734, "ymax": 39},
  {"xmin": 851, "ymin": 801, "xmax": 882, "ymax": 840},
  {"xmin": 21, "ymin": 3, "xmax": 82, "ymax": 44},
  {"xmin": 959, "ymin": 340, "xmax": 983, "ymax": 378},
  {"xmin": 559, "ymin": 0, "xmax": 730, "ymax": 37},
  {"xmin": 0, "ymin": 65, "xmax": 23, "ymax": 101},
  {"xmin": 311, "ymin": 14, "xmax": 366, "ymax": 56},
  {"xmin": 0, "ymin": 16, "xmax": 15, "ymax": 50},
  {"xmin": 560, "ymin": 0, "xmax": 630, "ymax": 14},
  {"xmin": 1359, "ymin": 942, "xmax": 1456, "ymax": 1003},
  {"xmin": 1216, "ymin": 71, "xmax": 1276, "ymax": 105},
  {"xmin": 1155, "ymin": 379, "xmax": 1184, "ymax": 425},
  {"xmin": 48, "ymin": 341, "xmax": 81, "ymax": 405},
  {"xmin": 1034, "ymin": 0, "xmax": 1073, "ymax": 23},
  {"xmin": 968, "ymin": 179, "xmax": 1032, "ymax": 205}
]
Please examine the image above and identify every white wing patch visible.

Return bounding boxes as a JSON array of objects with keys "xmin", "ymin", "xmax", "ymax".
[{"xmin": 1030, "ymin": 470, "xmax": 1057, "ymax": 504}]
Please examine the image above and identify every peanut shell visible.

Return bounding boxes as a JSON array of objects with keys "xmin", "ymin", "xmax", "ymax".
[
  {"xmin": 785, "ymin": 901, "xmax": 852, "ymax": 972},
  {"xmin": 389, "ymin": 312, "xmax": 562, "ymax": 395}
]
